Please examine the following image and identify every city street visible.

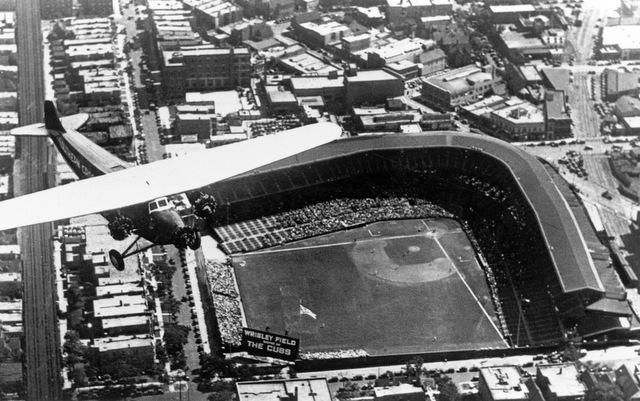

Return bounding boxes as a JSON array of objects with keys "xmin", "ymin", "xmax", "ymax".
[{"xmin": 297, "ymin": 345, "xmax": 640, "ymax": 392}]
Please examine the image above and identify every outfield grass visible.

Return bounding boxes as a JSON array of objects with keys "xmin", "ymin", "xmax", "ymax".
[{"xmin": 233, "ymin": 218, "xmax": 507, "ymax": 356}]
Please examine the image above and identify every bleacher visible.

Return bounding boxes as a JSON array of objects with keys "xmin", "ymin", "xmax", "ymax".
[{"xmin": 209, "ymin": 148, "xmax": 567, "ymax": 346}]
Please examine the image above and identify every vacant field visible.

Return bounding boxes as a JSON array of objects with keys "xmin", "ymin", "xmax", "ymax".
[{"xmin": 233, "ymin": 218, "xmax": 507, "ymax": 356}]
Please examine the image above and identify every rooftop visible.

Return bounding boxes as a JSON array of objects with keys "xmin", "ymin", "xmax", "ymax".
[
  {"xmin": 236, "ymin": 378, "xmax": 332, "ymax": 401},
  {"xmin": 266, "ymin": 87, "xmax": 298, "ymax": 104},
  {"xmin": 545, "ymin": 90, "xmax": 570, "ymax": 120},
  {"xmin": 345, "ymin": 69, "xmax": 400, "ymax": 83},
  {"xmin": 540, "ymin": 68, "xmax": 571, "ymax": 91},
  {"xmin": 279, "ymin": 52, "xmax": 341, "ymax": 75},
  {"xmin": 299, "ymin": 20, "xmax": 351, "ymax": 39},
  {"xmin": 96, "ymin": 283, "xmax": 144, "ymax": 298},
  {"xmin": 366, "ymin": 37, "xmax": 435, "ymax": 62},
  {"xmin": 290, "ymin": 75, "xmax": 345, "ymax": 91},
  {"xmin": 92, "ymin": 335, "xmax": 154, "ymax": 352},
  {"xmin": 386, "ymin": 0, "xmax": 432, "ymax": 7},
  {"xmin": 492, "ymin": 102, "xmax": 544, "ymax": 124},
  {"xmin": 425, "ymin": 64, "xmax": 495, "ymax": 95},
  {"xmin": 374, "ymin": 384, "xmax": 425, "ymax": 398},
  {"xmin": 537, "ymin": 364, "xmax": 586, "ymax": 398},
  {"xmin": 101, "ymin": 315, "xmax": 150, "ymax": 330},
  {"xmin": 615, "ymin": 95, "xmax": 640, "ymax": 115},
  {"xmin": 602, "ymin": 25, "xmax": 640, "ymax": 50},
  {"xmin": 519, "ymin": 65, "xmax": 542, "ymax": 82},
  {"xmin": 480, "ymin": 366, "xmax": 528, "ymax": 401},
  {"xmin": 489, "ymin": 4, "xmax": 536, "ymax": 13}
]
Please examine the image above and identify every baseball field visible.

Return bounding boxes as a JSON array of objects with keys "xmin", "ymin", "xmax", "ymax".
[{"xmin": 232, "ymin": 218, "xmax": 508, "ymax": 356}]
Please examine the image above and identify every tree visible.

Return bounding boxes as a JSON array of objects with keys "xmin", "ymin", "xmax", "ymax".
[
  {"xmin": 405, "ymin": 357, "xmax": 424, "ymax": 378},
  {"xmin": 209, "ymin": 390, "xmax": 237, "ymax": 401},
  {"xmin": 163, "ymin": 324, "xmax": 191, "ymax": 355},
  {"xmin": 587, "ymin": 381, "xmax": 624, "ymax": 401},
  {"xmin": 156, "ymin": 340, "xmax": 169, "ymax": 364},
  {"xmin": 162, "ymin": 296, "xmax": 182, "ymax": 316},
  {"xmin": 434, "ymin": 374, "xmax": 461, "ymax": 401},
  {"xmin": 63, "ymin": 330, "xmax": 88, "ymax": 366},
  {"xmin": 70, "ymin": 366, "xmax": 88, "ymax": 387},
  {"xmin": 561, "ymin": 343, "xmax": 584, "ymax": 362},
  {"xmin": 198, "ymin": 353, "xmax": 234, "ymax": 381},
  {"xmin": 100, "ymin": 356, "xmax": 141, "ymax": 380}
]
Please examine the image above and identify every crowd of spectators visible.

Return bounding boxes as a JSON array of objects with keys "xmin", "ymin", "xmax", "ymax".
[
  {"xmin": 212, "ymin": 293, "xmax": 243, "ymax": 346},
  {"xmin": 205, "ymin": 260, "xmax": 237, "ymax": 297},
  {"xmin": 217, "ymin": 195, "xmax": 454, "ymax": 253},
  {"xmin": 299, "ymin": 349, "xmax": 369, "ymax": 360}
]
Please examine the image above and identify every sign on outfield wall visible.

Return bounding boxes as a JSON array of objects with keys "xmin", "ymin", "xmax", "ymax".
[{"xmin": 241, "ymin": 328, "xmax": 300, "ymax": 361}]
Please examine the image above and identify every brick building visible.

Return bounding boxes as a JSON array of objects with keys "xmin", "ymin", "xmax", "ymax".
[{"xmin": 162, "ymin": 45, "xmax": 251, "ymax": 101}]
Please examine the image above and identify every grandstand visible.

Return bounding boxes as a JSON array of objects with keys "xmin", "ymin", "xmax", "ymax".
[{"xmin": 200, "ymin": 131, "xmax": 638, "ymax": 353}]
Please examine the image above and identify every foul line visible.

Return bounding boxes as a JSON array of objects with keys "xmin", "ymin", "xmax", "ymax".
[
  {"xmin": 242, "ymin": 232, "xmax": 425, "ymax": 255},
  {"xmin": 422, "ymin": 221, "xmax": 509, "ymax": 347}
]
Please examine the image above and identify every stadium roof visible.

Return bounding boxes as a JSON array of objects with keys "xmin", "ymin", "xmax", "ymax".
[{"xmin": 243, "ymin": 132, "xmax": 605, "ymax": 294}]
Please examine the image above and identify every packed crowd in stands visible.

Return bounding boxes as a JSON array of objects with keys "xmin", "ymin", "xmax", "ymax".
[
  {"xmin": 204, "ymin": 260, "xmax": 237, "ymax": 297},
  {"xmin": 216, "ymin": 195, "xmax": 454, "ymax": 254},
  {"xmin": 299, "ymin": 349, "xmax": 369, "ymax": 360},
  {"xmin": 210, "ymin": 149, "xmax": 567, "ymax": 349},
  {"xmin": 212, "ymin": 293, "xmax": 243, "ymax": 346},
  {"xmin": 205, "ymin": 259, "xmax": 245, "ymax": 345}
]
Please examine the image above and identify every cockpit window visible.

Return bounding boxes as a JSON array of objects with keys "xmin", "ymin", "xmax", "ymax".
[
  {"xmin": 158, "ymin": 199, "xmax": 167, "ymax": 208},
  {"xmin": 149, "ymin": 202, "xmax": 158, "ymax": 211}
]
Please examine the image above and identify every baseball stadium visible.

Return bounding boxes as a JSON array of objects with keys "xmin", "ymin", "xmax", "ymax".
[{"xmin": 198, "ymin": 131, "xmax": 639, "ymax": 361}]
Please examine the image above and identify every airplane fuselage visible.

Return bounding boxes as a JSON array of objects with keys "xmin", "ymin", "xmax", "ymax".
[{"xmin": 48, "ymin": 127, "xmax": 184, "ymax": 246}]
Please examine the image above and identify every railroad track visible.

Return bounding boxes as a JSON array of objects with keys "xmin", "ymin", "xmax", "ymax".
[{"xmin": 15, "ymin": 1, "xmax": 63, "ymax": 400}]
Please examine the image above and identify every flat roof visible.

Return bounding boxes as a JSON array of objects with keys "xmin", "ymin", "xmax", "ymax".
[
  {"xmin": 96, "ymin": 283, "xmax": 144, "ymax": 297},
  {"xmin": 93, "ymin": 335, "xmax": 154, "ymax": 352},
  {"xmin": 374, "ymin": 384, "xmax": 425, "ymax": 397},
  {"xmin": 492, "ymin": 102, "xmax": 544, "ymax": 124},
  {"xmin": 279, "ymin": 52, "xmax": 340, "ymax": 75},
  {"xmin": 236, "ymin": 378, "xmax": 332, "ymax": 401},
  {"xmin": 101, "ymin": 315, "xmax": 150, "ymax": 329},
  {"xmin": 489, "ymin": 4, "xmax": 536, "ymax": 13},
  {"xmin": 387, "ymin": 0, "xmax": 432, "ymax": 7},
  {"xmin": 367, "ymin": 37, "xmax": 435, "ymax": 61},
  {"xmin": 602, "ymin": 25, "xmax": 640, "ymax": 51},
  {"xmin": 540, "ymin": 68, "xmax": 571, "ymax": 91},
  {"xmin": 480, "ymin": 366, "xmax": 528, "ymax": 401},
  {"xmin": 536, "ymin": 364, "xmax": 586, "ymax": 398},
  {"xmin": 519, "ymin": 65, "xmax": 542, "ymax": 82},
  {"xmin": 545, "ymin": 90, "xmax": 569, "ymax": 120},
  {"xmin": 266, "ymin": 88, "xmax": 297, "ymax": 104},
  {"xmin": 290, "ymin": 76, "xmax": 345, "ymax": 91},
  {"xmin": 425, "ymin": 65, "xmax": 494, "ymax": 95},
  {"xmin": 624, "ymin": 116, "xmax": 640, "ymax": 129},
  {"xmin": 242, "ymin": 132, "xmax": 605, "ymax": 293},
  {"xmin": 345, "ymin": 69, "xmax": 400, "ymax": 83},
  {"xmin": 299, "ymin": 20, "xmax": 351, "ymax": 37}
]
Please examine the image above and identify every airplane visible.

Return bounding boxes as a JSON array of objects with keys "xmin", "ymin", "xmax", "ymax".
[{"xmin": 1, "ymin": 101, "xmax": 342, "ymax": 270}]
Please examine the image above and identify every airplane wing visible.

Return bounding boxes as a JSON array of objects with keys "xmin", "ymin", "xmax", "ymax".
[{"xmin": 0, "ymin": 123, "xmax": 342, "ymax": 231}]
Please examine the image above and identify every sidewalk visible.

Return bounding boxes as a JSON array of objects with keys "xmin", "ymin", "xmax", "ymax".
[{"xmin": 169, "ymin": 246, "xmax": 208, "ymax": 401}]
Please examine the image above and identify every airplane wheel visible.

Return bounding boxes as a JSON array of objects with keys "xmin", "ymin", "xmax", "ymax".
[
  {"xmin": 188, "ymin": 230, "xmax": 201, "ymax": 250},
  {"xmin": 109, "ymin": 249, "xmax": 126, "ymax": 271}
]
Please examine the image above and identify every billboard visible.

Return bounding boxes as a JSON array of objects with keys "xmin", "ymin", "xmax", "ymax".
[{"xmin": 241, "ymin": 328, "xmax": 300, "ymax": 361}]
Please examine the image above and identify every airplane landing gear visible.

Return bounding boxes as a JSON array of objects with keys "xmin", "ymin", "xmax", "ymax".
[
  {"xmin": 109, "ymin": 249, "xmax": 126, "ymax": 271},
  {"xmin": 188, "ymin": 229, "xmax": 201, "ymax": 250},
  {"xmin": 108, "ymin": 235, "xmax": 155, "ymax": 271}
]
